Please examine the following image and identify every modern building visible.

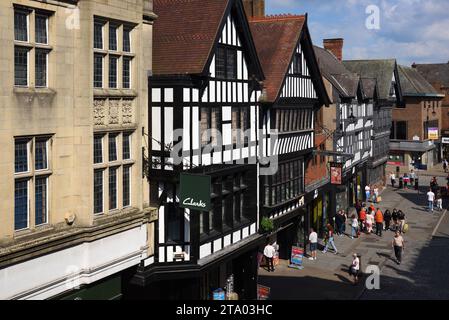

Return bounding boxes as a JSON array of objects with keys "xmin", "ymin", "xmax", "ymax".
[
  {"xmin": 127, "ymin": 0, "xmax": 265, "ymax": 300},
  {"xmin": 314, "ymin": 39, "xmax": 375, "ymax": 217},
  {"xmin": 413, "ymin": 62, "xmax": 449, "ymax": 159},
  {"xmin": 0, "ymin": 0, "xmax": 157, "ymax": 299},
  {"xmin": 249, "ymin": 13, "xmax": 330, "ymax": 258},
  {"xmin": 344, "ymin": 58, "xmax": 403, "ymax": 186},
  {"xmin": 387, "ymin": 65, "xmax": 444, "ymax": 173}
]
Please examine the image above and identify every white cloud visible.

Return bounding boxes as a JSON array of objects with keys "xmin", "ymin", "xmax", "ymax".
[{"xmin": 267, "ymin": 0, "xmax": 449, "ymax": 65}]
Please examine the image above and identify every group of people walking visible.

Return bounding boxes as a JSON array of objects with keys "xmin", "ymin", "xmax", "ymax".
[
  {"xmin": 389, "ymin": 170, "xmax": 417, "ymax": 189},
  {"xmin": 364, "ymin": 184, "xmax": 381, "ymax": 203}
]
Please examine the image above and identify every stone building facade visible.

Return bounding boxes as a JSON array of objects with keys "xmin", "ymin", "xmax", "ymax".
[{"xmin": 0, "ymin": 0, "xmax": 156, "ymax": 299}]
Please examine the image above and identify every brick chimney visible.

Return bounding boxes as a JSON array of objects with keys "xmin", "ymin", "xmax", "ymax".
[
  {"xmin": 242, "ymin": 0, "xmax": 265, "ymax": 18},
  {"xmin": 323, "ymin": 38, "xmax": 344, "ymax": 62}
]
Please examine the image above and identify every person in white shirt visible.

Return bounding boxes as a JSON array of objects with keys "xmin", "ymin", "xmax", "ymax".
[
  {"xmin": 263, "ymin": 242, "xmax": 276, "ymax": 272},
  {"xmin": 308, "ymin": 228, "xmax": 318, "ymax": 260},
  {"xmin": 350, "ymin": 253, "xmax": 360, "ymax": 284},
  {"xmin": 365, "ymin": 185, "xmax": 371, "ymax": 202},
  {"xmin": 437, "ymin": 194, "xmax": 443, "ymax": 211},
  {"xmin": 390, "ymin": 172, "xmax": 396, "ymax": 188},
  {"xmin": 427, "ymin": 189, "xmax": 435, "ymax": 212}
]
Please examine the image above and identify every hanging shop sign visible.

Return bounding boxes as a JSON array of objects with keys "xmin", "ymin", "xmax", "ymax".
[
  {"xmin": 442, "ymin": 137, "xmax": 449, "ymax": 144},
  {"xmin": 179, "ymin": 173, "xmax": 211, "ymax": 211},
  {"xmin": 428, "ymin": 128, "xmax": 439, "ymax": 140},
  {"xmin": 330, "ymin": 162, "xmax": 343, "ymax": 185},
  {"xmin": 288, "ymin": 246, "xmax": 304, "ymax": 270}
]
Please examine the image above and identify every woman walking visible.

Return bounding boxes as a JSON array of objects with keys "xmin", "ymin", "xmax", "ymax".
[
  {"xmin": 335, "ymin": 210, "xmax": 343, "ymax": 236},
  {"xmin": 398, "ymin": 210, "xmax": 406, "ymax": 234},
  {"xmin": 365, "ymin": 210, "xmax": 374, "ymax": 234},
  {"xmin": 392, "ymin": 231, "xmax": 405, "ymax": 265},
  {"xmin": 322, "ymin": 224, "xmax": 338, "ymax": 254},
  {"xmin": 350, "ymin": 215, "xmax": 359, "ymax": 239}
]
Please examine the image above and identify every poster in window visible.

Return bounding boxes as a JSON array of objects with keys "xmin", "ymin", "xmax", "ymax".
[
  {"xmin": 428, "ymin": 128, "xmax": 439, "ymax": 140},
  {"xmin": 330, "ymin": 162, "xmax": 343, "ymax": 185}
]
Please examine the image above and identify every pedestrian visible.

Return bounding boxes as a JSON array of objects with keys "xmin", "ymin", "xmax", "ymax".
[
  {"xmin": 365, "ymin": 210, "xmax": 374, "ymax": 234},
  {"xmin": 322, "ymin": 224, "xmax": 338, "ymax": 255},
  {"xmin": 263, "ymin": 241, "xmax": 276, "ymax": 272},
  {"xmin": 349, "ymin": 253, "xmax": 360, "ymax": 285},
  {"xmin": 355, "ymin": 200, "xmax": 362, "ymax": 214},
  {"xmin": 444, "ymin": 159, "xmax": 448, "ymax": 173},
  {"xmin": 375, "ymin": 208, "xmax": 384, "ymax": 237},
  {"xmin": 341, "ymin": 210, "xmax": 347, "ymax": 235},
  {"xmin": 390, "ymin": 172, "xmax": 396, "ymax": 188},
  {"xmin": 427, "ymin": 188, "xmax": 435, "ymax": 212},
  {"xmin": 431, "ymin": 177, "xmax": 439, "ymax": 195},
  {"xmin": 392, "ymin": 208, "xmax": 399, "ymax": 231},
  {"xmin": 308, "ymin": 228, "xmax": 318, "ymax": 261},
  {"xmin": 365, "ymin": 185, "xmax": 371, "ymax": 202},
  {"xmin": 373, "ymin": 185, "xmax": 379, "ymax": 203},
  {"xmin": 403, "ymin": 173, "xmax": 409, "ymax": 189},
  {"xmin": 398, "ymin": 210, "xmax": 406, "ymax": 233},
  {"xmin": 359, "ymin": 206, "xmax": 367, "ymax": 232},
  {"xmin": 384, "ymin": 209, "xmax": 392, "ymax": 231},
  {"xmin": 392, "ymin": 231, "xmax": 405, "ymax": 265},
  {"xmin": 436, "ymin": 193, "xmax": 443, "ymax": 211},
  {"xmin": 350, "ymin": 214, "xmax": 359, "ymax": 239},
  {"xmin": 410, "ymin": 169, "xmax": 416, "ymax": 186},
  {"xmin": 335, "ymin": 211, "xmax": 343, "ymax": 236}
]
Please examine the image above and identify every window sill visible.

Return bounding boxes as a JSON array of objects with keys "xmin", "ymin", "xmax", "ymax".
[
  {"xmin": 13, "ymin": 87, "xmax": 56, "ymax": 96},
  {"xmin": 14, "ymin": 224, "xmax": 55, "ymax": 240},
  {"xmin": 93, "ymin": 88, "xmax": 137, "ymax": 98}
]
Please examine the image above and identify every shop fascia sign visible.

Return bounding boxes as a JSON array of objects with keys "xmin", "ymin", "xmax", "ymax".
[{"xmin": 179, "ymin": 173, "xmax": 211, "ymax": 211}]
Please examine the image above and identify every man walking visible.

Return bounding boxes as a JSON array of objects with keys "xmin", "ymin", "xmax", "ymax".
[
  {"xmin": 427, "ymin": 188, "xmax": 435, "ymax": 212},
  {"xmin": 365, "ymin": 185, "xmax": 371, "ymax": 202},
  {"xmin": 390, "ymin": 172, "xmax": 396, "ymax": 188},
  {"xmin": 308, "ymin": 228, "xmax": 318, "ymax": 261},
  {"xmin": 263, "ymin": 241, "xmax": 276, "ymax": 272},
  {"xmin": 375, "ymin": 208, "xmax": 384, "ymax": 237},
  {"xmin": 392, "ymin": 231, "xmax": 405, "ymax": 265}
]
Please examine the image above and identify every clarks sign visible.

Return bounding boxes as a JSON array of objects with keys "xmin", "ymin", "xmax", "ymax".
[{"xmin": 179, "ymin": 173, "xmax": 211, "ymax": 211}]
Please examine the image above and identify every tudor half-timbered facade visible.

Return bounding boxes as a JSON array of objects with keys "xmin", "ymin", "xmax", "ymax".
[
  {"xmin": 249, "ymin": 14, "xmax": 330, "ymax": 259},
  {"xmin": 128, "ymin": 0, "xmax": 265, "ymax": 300},
  {"xmin": 314, "ymin": 40, "xmax": 375, "ymax": 215}
]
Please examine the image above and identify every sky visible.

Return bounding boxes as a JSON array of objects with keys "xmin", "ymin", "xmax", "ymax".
[{"xmin": 266, "ymin": 0, "xmax": 449, "ymax": 66}]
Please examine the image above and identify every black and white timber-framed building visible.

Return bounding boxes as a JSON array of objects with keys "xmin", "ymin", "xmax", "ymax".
[
  {"xmin": 126, "ymin": 0, "xmax": 266, "ymax": 300},
  {"xmin": 249, "ymin": 14, "xmax": 330, "ymax": 259},
  {"xmin": 314, "ymin": 40, "xmax": 375, "ymax": 214},
  {"xmin": 344, "ymin": 59, "xmax": 404, "ymax": 185}
]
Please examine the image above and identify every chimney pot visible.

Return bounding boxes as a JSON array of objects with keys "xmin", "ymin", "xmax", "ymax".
[{"xmin": 323, "ymin": 38, "xmax": 344, "ymax": 62}]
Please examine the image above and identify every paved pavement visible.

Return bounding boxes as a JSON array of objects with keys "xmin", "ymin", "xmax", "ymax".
[{"xmin": 258, "ymin": 165, "xmax": 449, "ymax": 300}]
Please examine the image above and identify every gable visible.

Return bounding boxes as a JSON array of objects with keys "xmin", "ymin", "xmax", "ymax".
[
  {"xmin": 208, "ymin": 12, "xmax": 249, "ymax": 81},
  {"xmin": 280, "ymin": 40, "xmax": 318, "ymax": 99}
]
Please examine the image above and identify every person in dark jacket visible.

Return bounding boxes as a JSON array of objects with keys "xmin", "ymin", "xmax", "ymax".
[
  {"xmin": 384, "ymin": 209, "xmax": 392, "ymax": 231},
  {"xmin": 398, "ymin": 210, "xmax": 406, "ymax": 233},
  {"xmin": 335, "ymin": 210, "xmax": 343, "ymax": 236}
]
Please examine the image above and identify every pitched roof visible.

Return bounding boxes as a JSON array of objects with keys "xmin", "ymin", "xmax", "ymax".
[
  {"xmin": 248, "ymin": 15, "xmax": 305, "ymax": 102},
  {"xmin": 413, "ymin": 62, "xmax": 449, "ymax": 88},
  {"xmin": 398, "ymin": 65, "xmax": 442, "ymax": 97},
  {"xmin": 153, "ymin": 0, "xmax": 229, "ymax": 76},
  {"xmin": 343, "ymin": 59, "xmax": 397, "ymax": 99},
  {"xmin": 313, "ymin": 46, "xmax": 360, "ymax": 98}
]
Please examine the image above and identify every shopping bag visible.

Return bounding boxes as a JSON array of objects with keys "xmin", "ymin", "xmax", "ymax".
[
  {"xmin": 403, "ymin": 223, "xmax": 409, "ymax": 233},
  {"xmin": 377, "ymin": 196, "xmax": 382, "ymax": 203}
]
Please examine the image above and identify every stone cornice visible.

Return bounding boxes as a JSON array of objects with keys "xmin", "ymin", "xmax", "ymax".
[{"xmin": 0, "ymin": 207, "xmax": 158, "ymax": 269}]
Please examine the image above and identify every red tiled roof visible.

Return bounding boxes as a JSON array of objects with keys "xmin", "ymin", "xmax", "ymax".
[
  {"xmin": 249, "ymin": 15, "xmax": 306, "ymax": 102},
  {"xmin": 153, "ymin": 0, "xmax": 230, "ymax": 76}
]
